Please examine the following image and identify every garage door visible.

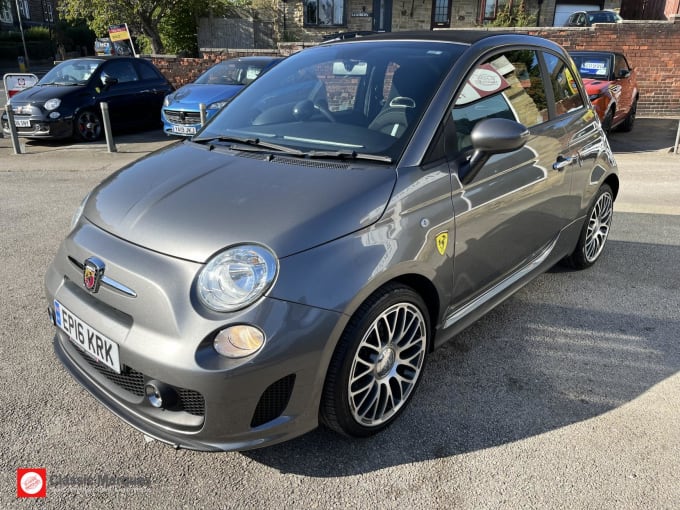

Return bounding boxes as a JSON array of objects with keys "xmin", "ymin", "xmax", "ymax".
[{"xmin": 554, "ymin": 3, "xmax": 600, "ymax": 26}]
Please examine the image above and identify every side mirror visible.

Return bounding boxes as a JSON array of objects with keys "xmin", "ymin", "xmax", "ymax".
[
  {"xmin": 461, "ymin": 118, "xmax": 529, "ymax": 185},
  {"xmin": 618, "ymin": 69, "xmax": 631, "ymax": 79},
  {"xmin": 103, "ymin": 76, "xmax": 118, "ymax": 87}
]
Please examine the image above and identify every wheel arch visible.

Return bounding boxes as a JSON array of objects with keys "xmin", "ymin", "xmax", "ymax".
[{"xmin": 604, "ymin": 173, "xmax": 619, "ymax": 200}]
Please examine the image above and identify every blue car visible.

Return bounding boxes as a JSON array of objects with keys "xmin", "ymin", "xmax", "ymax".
[{"xmin": 161, "ymin": 56, "xmax": 282, "ymax": 137}]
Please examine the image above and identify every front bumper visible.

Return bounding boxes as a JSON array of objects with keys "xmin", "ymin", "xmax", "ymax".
[
  {"xmin": 1, "ymin": 112, "xmax": 73, "ymax": 139},
  {"xmin": 45, "ymin": 221, "xmax": 343, "ymax": 451},
  {"xmin": 161, "ymin": 107, "xmax": 204, "ymax": 137}
]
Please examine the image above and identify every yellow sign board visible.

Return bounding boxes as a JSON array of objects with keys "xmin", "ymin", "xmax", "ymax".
[{"xmin": 108, "ymin": 24, "xmax": 131, "ymax": 42}]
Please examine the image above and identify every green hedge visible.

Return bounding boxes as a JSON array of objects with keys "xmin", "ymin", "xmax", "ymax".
[{"xmin": 0, "ymin": 40, "xmax": 54, "ymax": 60}]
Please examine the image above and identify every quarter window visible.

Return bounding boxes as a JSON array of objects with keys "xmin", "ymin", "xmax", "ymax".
[
  {"xmin": 304, "ymin": 0, "xmax": 344, "ymax": 26},
  {"xmin": 543, "ymin": 53, "xmax": 585, "ymax": 116}
]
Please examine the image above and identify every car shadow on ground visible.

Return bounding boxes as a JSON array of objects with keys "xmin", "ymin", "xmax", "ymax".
[
  {"xmin": 243, "ymin": 228, "xmax": 680, "ymax": 476},
  {"xmin": 20, "ymin": 126, "xmax": 171, "ymax": 149},
  {"xmin": 608, "ymin": 117, "xmax": 679, "ymax": 153}
]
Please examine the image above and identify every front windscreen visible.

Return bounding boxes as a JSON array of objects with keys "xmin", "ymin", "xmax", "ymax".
[
  {"xmin": 571, "ymin": 54, "xmax": 612, "ymax": 80},
  {"xmin": 194, "ymin": 41, "xmax": 466, "ymax": 161},
  {"xmin": 195, "ymin": 61, "xmax": 269, "ymax": 86},
  {"xmin": 39, "ymin": 60, "xmax": 102, "ymax": 86}
]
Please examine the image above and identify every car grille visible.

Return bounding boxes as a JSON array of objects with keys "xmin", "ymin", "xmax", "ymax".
[
  {"xmin": 164, "ymin": 110, "xmax": 201, "ymax": 125},
  {"xmin": 71, "ymin": 342, "xmax": 205, "ymax": 417}
]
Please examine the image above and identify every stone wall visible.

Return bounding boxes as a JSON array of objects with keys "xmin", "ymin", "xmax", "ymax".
[{"xmin": 150, "ymin": 16, "xmax": 680, "ymax": 116}]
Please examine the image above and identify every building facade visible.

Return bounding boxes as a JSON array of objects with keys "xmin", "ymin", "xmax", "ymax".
[
  {"xmin": 0, "ymin": 0, "xmax": 57, "ymax": 33},
  {"xmin": 280, "ymin": 0, "xmax": 628, "ymax": 40}
]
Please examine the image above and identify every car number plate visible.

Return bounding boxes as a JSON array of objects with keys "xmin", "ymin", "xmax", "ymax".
[
  {"xmin": 172, "ymin": 125, "xmax": 196, "ymax": 135},
  {"xmin": 14, "ymin": 118, "xmax": 31, "ymax": 127},
  {"xmin": 54, "ymin": 300, "xmax": 121, "ymax": 373}
]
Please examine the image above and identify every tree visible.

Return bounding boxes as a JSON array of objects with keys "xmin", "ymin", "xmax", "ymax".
[
  {"xmin": 490, "ymin": 0, "xmax": 537, "ymax": 27},
  {"xmin": 58, "ymin": 0, "xmax": 186, "ymax": 54}
]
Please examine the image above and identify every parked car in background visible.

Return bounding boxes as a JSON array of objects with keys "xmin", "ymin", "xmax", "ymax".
[
  {"xmin": 161, "ymin": 56, "xmax": 282, "ymax": 137},
  {"xmin": 564, "ymin": 10, "xmax": 623, "ymax": 26},
  {"xmin": 570, "ymin": 50, "xmax": 639, "ymax": 133},
  {"xmin": 46, "ymin": 31, "xmax": 618, "ymax": 452},
  {"xmin": 1, "ymin": 57, "xmax": 173, "ymax": 141}
]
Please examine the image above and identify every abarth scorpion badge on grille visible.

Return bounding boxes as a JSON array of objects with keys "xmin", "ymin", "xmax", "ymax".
[{"xmin": 83, "ymin": 257, "xmax": 105, "ymax": 293}]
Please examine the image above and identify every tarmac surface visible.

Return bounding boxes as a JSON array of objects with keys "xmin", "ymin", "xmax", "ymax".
[{"xmin": 0, "ymin": 119, "xmax": 678, "ymax": 509}]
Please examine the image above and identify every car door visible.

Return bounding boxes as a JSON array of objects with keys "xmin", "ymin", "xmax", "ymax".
[
  {"xmin": 96, "ymin": 59, "xmax": 146, "ymax": 127},
  {"xmin": 611, "ymin": 53, "xmax": 635, "ymax": 125},
  {"xmin": 134, "ymin": 59, "xmax": 172, "ymax": 124},
  {"xmin": 445, "ymin": 49, "xmax": 579, "ymax": 309}
]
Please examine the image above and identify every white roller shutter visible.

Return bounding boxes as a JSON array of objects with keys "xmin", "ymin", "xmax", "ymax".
[{"xmin": 554, "ymin": 3, "xmax": 600, "ymax": 26}]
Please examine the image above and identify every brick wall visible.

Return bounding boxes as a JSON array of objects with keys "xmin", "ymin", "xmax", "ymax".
[
  {"xmin": 525, "ymin": 17, "xmax": 680, "ymax": 116},
  {"xmin": 150, "ymin": 17, "xmax": 680, "ymax": 117}
]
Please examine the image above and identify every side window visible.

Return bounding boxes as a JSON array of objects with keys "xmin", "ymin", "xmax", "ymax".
[
  {"xmin": 101, "ymin": 61, "xmax": 139, "ymax": 84},
  {"xmin": 137, "ymin": 61, "xmax": 163, "ymax": 81},
  {"xmin": 613, "ymin": 55, "xmax": 629, "ymax": 78},
  {"xmin": 543, "ymin": 52, "xmax": 585, "ymax": 116},
  {"xmin": 451, "ymin": 49, "xmax": 548, "ymax": 153}
]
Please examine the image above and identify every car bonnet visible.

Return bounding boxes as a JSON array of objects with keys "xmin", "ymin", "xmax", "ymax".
[
  {"xmin": 169, "ymin": 84, "xmax": 244, "ymax": 108},
  {"xmin": 81, "ymin": 141, "xmax": 396, "ymax": 263},
  {"xmin": 9, "ymin": 83, "xmax": 82, "ymax": 103}
]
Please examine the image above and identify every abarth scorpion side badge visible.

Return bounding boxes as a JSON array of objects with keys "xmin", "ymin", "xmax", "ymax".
[{"xmin": 83, "ymin": 257, "xmax": 105, "ymax": 293}]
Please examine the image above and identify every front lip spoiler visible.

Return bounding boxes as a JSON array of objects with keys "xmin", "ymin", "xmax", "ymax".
[{"xmin": 53, "ymin": 333, "xmax": 307, "ymax": 452}]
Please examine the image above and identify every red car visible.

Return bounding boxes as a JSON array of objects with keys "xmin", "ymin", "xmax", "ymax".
[{"xmin": 570, "ymin": 51, "xmax": 639, "ymax": 133}]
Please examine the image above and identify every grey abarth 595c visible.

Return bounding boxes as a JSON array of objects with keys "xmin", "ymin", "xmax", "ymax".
[{"xmin": 46, "ymin": 31, "xmax": 618, "ymax": 451}]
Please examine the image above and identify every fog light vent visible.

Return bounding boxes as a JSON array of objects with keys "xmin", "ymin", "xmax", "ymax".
[{"xmin": 250, "ymin": 374, "xmax": 296, "ymax": 428}]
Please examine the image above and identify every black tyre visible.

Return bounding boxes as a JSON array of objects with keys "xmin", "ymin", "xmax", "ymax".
[
  {"xmin": 74, "ymin": 109, "xmax": 102, "ymax": 142},
  {"xmin": 619, "ymin": 99, "xmax": 637, "ymax": 132},
  {"xmin": 565, "ymin": 184, "xmax": 614, "ymax": 270},
  {"xmin": 321, "ymin": 284, "xmax": 430, "ymax": 437},
  {"xmin": 601, "ymin": 108, "xmax": 614, "ymax": 135}
]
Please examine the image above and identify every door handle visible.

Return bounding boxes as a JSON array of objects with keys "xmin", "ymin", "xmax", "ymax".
[{"xmin": 553, "ymin": 155, "xmax": 573, "ymax": 171}]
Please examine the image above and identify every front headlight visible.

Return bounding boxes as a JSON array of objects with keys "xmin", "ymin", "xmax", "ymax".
[
  {"xmin": 44, "ymin": 98, "xmax": 61, "ymax": 111},
  {"xmin": 198, "ymin": 245, "xmax": 278, "ymax": 312},
  {"xmin": 208, "ymin": 99, "xmax": 230, "ymax": 110},
  {"xmin": 70, "ymin": 192, "xmax": 90, "ymax": 231},
  {"xmin": 163, "ymin": 94, "xmax": 173, "ymax": 107}
]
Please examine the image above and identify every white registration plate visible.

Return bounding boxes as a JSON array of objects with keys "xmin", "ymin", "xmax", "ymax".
[
  {"xmin": 172, "ymin": 125, "xmax": 196, "ymax": 135},
  {"xmin": 54, "ymin": 300, "xmax": 121, "ymax": 373},
  {"xmin": 14, "ymin": 118, "xmax": 31, "ymax": 127}
]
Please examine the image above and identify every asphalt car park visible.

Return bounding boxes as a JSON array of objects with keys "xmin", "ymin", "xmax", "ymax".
[{"xmin": 1, "ymin": 113, "xmax": 679, "ymax": 508}]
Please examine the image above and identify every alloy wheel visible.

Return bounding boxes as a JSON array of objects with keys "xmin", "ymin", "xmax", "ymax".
[
  {"xmin": 348, "ymin": 302, "xmax": 427, "ymax": 427},
  {"xmin": 584, "ymin": 190, "xmax": 613, "ymax": 263}
]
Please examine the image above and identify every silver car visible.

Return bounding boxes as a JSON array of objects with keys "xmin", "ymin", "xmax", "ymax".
[{"xmin": 46, "ymin": 31, "xmax": 618, "ymax": 451}]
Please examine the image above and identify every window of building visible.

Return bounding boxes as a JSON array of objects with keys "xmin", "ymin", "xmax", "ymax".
[
  {"xmin": 479, "ymin": 0, "xmax": 509, "ymax": 21},
  {"xmin": 431, "ymin": 0, "xmax": 452, "ymax": 28},
  {"xmin": 18, "ymin": 0, "xmax": 30, "ymax": 19},
  {"xmin": 304, "ymin": 0, "xmax": 345, "ymax": 26},
  {"xmin": 44, "ymin": 2, "xmax": 54, "ymax": 23},
  {"xmin": 1, "ymin": 0, "xmax": 13, "ymax": 23}
]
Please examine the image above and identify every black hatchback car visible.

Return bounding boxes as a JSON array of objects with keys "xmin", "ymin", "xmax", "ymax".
[{"xmin": 1, "ymin": 57, "xmax": 173, "ymax": 141}]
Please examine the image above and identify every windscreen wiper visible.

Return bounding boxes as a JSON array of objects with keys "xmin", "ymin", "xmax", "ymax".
[
  {"xmin": 193, "ymin": 135, "xmax": 305, "ymax": 156},
  {"xmin": 305, "ymin": 150, "xmax": 393, "ymax": 163}
]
